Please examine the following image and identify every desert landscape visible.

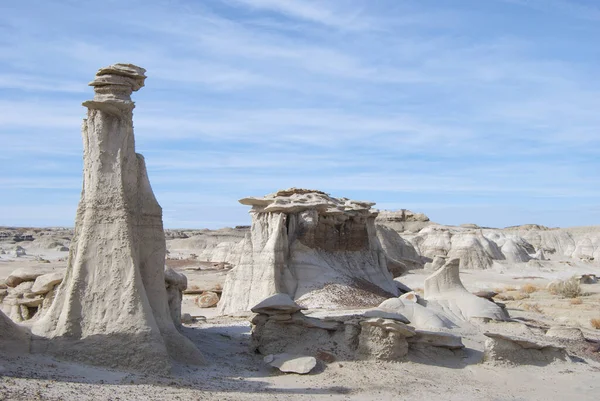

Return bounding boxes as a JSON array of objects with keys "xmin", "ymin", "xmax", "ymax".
[{"xmin": 0, "ymin": 63, "xmax": 599, "ymax": 400}]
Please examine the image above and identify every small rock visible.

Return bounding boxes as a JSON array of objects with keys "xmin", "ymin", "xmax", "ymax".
[
  {"xmin": 263, "ymin": 353, "xmax": 317, "ymax": 374},
  {"xmin": 316, "ymin": 350, "xmax": 336, "ymax": 363},
  {"xmin": 181, "ymin": 313, "xmax": 194, "ymax": 324},
  {"xmin": 196, "ymin": 291, "xmax": 219, "ymax": 308},
  {"xmin": 545, "ymin": 326, "xmax": 585, "ymax": 341}
]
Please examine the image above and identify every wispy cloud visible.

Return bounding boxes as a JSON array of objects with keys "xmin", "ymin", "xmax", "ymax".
[{"xmin": 0, "ymin": 0, "xmax": 599, "ymax": 228}]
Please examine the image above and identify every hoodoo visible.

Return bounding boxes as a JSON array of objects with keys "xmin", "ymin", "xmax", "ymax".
[
  {"xmin": 218, "ymin": 188, "xmax": 399, "ymax": 314},
  {"xmin": 31, "ymin": 64, "xmax": 203, "ymax": 373}
]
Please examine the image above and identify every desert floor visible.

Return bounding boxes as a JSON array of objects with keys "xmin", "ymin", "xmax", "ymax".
[{"xmin": 1, "ymin": 241, "xmax": 600, "ymax": 400}]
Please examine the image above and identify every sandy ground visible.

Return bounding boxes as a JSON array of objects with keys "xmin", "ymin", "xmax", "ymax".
[
  {"xmin": 2, "ymin": 235, "xmax": 600, "ymax": 400},
  {"xmin": 2, "ymin": 315, "xmax": 600, "ymax": 401}
]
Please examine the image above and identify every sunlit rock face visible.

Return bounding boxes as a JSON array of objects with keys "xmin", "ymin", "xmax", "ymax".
[
  {"xmin": 31, "ymin": 64, "xmax": 203, "ymax": 373},
  {"xmin": 217, "ymin": 189, "xmax": 399, "ymax": 315}
]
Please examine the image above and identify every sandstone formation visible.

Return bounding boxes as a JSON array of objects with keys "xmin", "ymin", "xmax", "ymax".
[
  {"xmin": 218, "ymin": 189, "xmax": 399, "ymax": 314},
  {"xmin": 424, "ymin": 258, "xmax": 507, "ymax": 322},
  {"xmin": 250, "ymin": 294, "xmax": 464, "ymax": 363},
  {"xmin": 31, "ymin": 64, "xmax": 202, "ymax": 373}
]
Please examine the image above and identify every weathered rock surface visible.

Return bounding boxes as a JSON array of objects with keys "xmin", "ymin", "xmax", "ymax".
[
  {"xmin": 164, "ymin": 267, "xmax": 187, "ymax": 328},
  {"xmin": 483, "ymin": 332, "xmax": 568, "ymax": 365},
  {"xmin": 251, "ymin": 293, "xmax": 304, "ymax": 315},
  {"xmin": 264, "ymin": 353, "xmax": 317, "ymax": 374},
  {"xmin": 31, "ymin": 272, "xmax": 64, "ymax": 295},
  {"xmin": 5, "ymin": 267, "xmax": 50, "ymax": 287},
  {"xmin": 218, "ymin": 189, "xmax": 398, "ymax": 314},
  {"xmin": 195, "ymin": 291, "xmax": 220, "ymax": 308},
  {"xmin": 424, "ymin": 258, "xmax": 507, "ymax": 322},
  {"xmin": 30, "ymin": 63, "xmax": 203, "ymax": 373}
]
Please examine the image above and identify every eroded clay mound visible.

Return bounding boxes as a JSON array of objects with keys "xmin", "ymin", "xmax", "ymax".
[{"xmin": 218, "ymin": 188, "xmax": 399, "ymax": 314}]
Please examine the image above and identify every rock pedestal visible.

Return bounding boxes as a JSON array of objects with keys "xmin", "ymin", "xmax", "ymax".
[
  {"xmin": 218, "ymin": 189, "xmax": 399, "ymax": 314},
  {"xmin": 31, "ymin": 64, "xmax": 203, "ymax": 373}
]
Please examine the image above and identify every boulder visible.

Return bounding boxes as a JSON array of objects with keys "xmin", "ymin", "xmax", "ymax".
[
  {"xmin": 31, "ymin": 272, "xmax": 64, "ymax": 295},
  {"xmin": 5, "ymin": 267, "xmax": 49, "ymax": 287},
  {"xmin": 264, "ymin": 353, "xmax": 317, "ymax": 374}
]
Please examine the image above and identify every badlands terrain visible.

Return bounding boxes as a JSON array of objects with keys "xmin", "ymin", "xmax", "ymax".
[
  {"xmin": 1, "ymin": 64, "xmax": 600, "ymax": 400},
  {"xmin": 1, "ymin": 214, "xmax": 600, "ymax": 400}
]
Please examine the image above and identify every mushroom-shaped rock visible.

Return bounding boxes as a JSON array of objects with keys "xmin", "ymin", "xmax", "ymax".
[
  {"xmin": 424, "ymin": 258, "xmax": 507, "ymax": 322},
  {"xmin": 264, "ymin": 353, "xmax": 317, "ymax": 374},
  {"xmin": 31, "ymin": 272, "xmax": 64, "ymax": 295},
  {"xmin": 251, "ymin": 293, "xmax": 304, "ymax": 315}
]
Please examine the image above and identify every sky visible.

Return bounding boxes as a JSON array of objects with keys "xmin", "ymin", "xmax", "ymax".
[{"xmin": 1, "ymin": 0, "xmax": 599, "ymax": 229}]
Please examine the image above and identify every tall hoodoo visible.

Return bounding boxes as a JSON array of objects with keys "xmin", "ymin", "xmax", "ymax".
[
  {"xmin": 32, "ymin": 64, "xmax": 203, "ymax": 373},
  {"xmin": 218, "ymin": 188, "xmax": 399, "ymax": 314}
]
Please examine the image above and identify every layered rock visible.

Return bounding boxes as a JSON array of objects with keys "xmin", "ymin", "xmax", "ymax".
[
  {"xmin": 31, "ymin": 64, "xmax": 202, "ymax": 373},
  {"xmin": 218, "ymin": 189, "xmax": 399, "ymax": 314},
  {"xmin": 250, "ymin": 294, "xmax": 463, "ymax": 362}
]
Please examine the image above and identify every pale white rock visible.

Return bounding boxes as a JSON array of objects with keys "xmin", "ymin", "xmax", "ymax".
[
  {"xmin": 219, "ymin": 189, "xmax": 398, "ymax": 314},
  {"xmin": 31, "ymin": 64, "xmax": 203, "ymax": 373},
  {"xmin": 31, "ymin": 272, "xmax": 64, "ymax": 295},
  {"xmin": 378, "ymin": 298, "xmax": 454, "ymax": 330},
  {"xmin": 362, "ymin": 308, "xmax": 410, "ymax": 324},
  {"xmin": 424, "ymin": 258, "xmax": 507, "ymax": 322},
  {"xmin": 251, "ymin": 293, "xmax": 303, "ymax": 315},
  {"xmin": 263, "ymin": 353, "xmax": 317, "ymax": 374},
  {"xmin": 5, "ymin": 267, "xmax": 50, "ymax": 288}
]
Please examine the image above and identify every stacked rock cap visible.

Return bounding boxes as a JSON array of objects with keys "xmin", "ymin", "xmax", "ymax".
[
  {"xmin": 88, "ymin": 63, "xmax": 147, "ymax": 103},
  {"xmin": 251, "ymin": 293, "xmax": 305, "ymax": 315},
  {"xmin": 239, "ymin": 188, "xmax": 377, "ymax": 215}
]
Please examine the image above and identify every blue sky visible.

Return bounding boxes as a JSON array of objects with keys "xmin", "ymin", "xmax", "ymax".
[{"xmin": 1, "ymin": 0, "xmax": 599, "ymax": 229}]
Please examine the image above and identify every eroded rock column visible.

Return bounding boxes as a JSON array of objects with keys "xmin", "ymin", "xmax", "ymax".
[{"xmin": 32, "ymin": 64, "xmax": 203, "ymax": 373}]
